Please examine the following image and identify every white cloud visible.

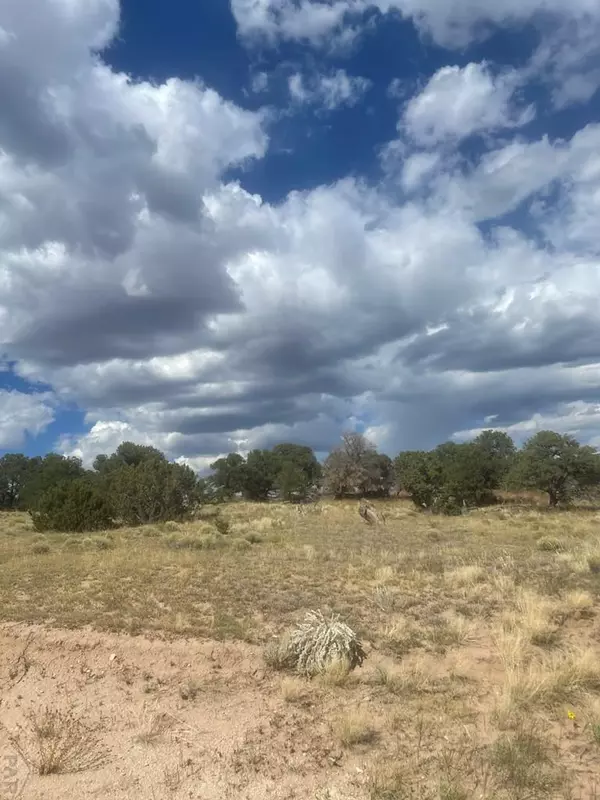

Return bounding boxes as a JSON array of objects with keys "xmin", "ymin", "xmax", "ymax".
[
  {"xmin": 230, "ymin": 0, "xmax": 363, "ymax": 46},
  {"xmin": 402, "ymin": 63, "xmax": 533, "ymax": 145},
  {"xmin": 231, "ymin": 0, "xmax": 600, "ymax": 48},
  {"xmin": 0, "ymin": 390, "xmax": 55, "ymax": 448},
  {"xmin": 3, "ymin": 0, "xmax": 600, "ymax": 469},
  {"xmin": 453, "ymin": 401, "xmax": 600, "ymax": 448},
  {"xmin": 232, "ymin": 0, "xmax": 600, "ymax": 108},
  {"xmin": 250, "ymin": 71, "xmax": 269, "ymax": 93},
  {"xmin": 288, "ymin": 69, "xmax": 371, "ymax": 110},
  {"xmin": 400, "ymin": 151, "xmax": 441, "ymax": 190}
]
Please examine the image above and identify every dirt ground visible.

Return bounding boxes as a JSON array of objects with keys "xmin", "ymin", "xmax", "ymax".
[
  {"xmin": 0, "ymin": 623, "xmax": 380, "ymax": 799},
  {"xmin": 2, "ymin": 503, "xmax": 600, "ymax": 799},
  {"xmin": 1, "ymin": 618, "xmax": 599, "ymax": 800}
]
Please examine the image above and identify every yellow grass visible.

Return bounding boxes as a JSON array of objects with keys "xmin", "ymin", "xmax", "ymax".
[{"xmin": 1, "ymin": 500, "xmax": 600, "ymax": 798}]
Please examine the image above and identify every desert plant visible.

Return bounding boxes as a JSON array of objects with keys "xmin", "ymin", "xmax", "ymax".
[
  {"xmin": 269, "ymin": 610, "xmax": 366, "ymax": 677},
  {"xmin": 8, "ymin": 706, "xmax": 107, "ymax": 775},
  {"xmin": 536, "ymin": 536, "xmax": 565, "ymax": 552},
  {"xmin": 333, "ymin": 709, "xmax": 378, "ymax": 746},
  {"xmin": 31, "ymin": 540, "xmax": 51, "ymax": 554},
  {"xmin": 30, "ymin": 479, "xmax": 114, "ymax": 533}
]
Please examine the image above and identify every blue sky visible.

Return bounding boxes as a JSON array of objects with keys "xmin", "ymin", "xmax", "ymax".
[{"xmin": 1, "ymin": 0, "xmax": 600, "ymax": 470}]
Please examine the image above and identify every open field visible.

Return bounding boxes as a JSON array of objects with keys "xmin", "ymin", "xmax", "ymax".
[{"xmin": 1, "ymin": 500, "xmax": 600, "ymax": 799}]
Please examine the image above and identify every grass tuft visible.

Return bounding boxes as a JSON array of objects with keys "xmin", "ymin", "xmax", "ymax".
[{"xmin": 8, "ymin": 706, "xmax": 108, "ymax": 775}]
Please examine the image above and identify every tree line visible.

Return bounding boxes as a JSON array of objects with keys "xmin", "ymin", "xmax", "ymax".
[{"xmin": 1, "ymin": 429, "xmax": 599, "ymax": 531}]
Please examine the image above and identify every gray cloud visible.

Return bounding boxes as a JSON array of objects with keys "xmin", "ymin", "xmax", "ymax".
[{"xmin": 3, "ymin": 0, "xmax": 600, "ymax": 469}]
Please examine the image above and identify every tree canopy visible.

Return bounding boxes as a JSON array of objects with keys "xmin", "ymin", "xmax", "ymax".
[
  {"xmin": 507, "ymin": 430, "xmax": 600, "ymax": 506},
  {"xmin": 323, "ymin": 432, "xmax": 394, "ymax": 498}
]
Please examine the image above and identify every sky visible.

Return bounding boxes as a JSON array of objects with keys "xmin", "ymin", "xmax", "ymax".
[{"xmin": 1, "ymin": 0, "xmax": 600, "ymax": 472}]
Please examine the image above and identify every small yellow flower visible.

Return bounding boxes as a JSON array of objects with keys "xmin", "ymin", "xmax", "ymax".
[{"xmin": 567, "ymin": 710, "xmax": 576, "ymax": 720}]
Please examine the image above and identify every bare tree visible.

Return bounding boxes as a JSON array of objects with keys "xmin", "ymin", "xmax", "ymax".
[{"xmin": 323, "ymin": 432, "xmax": 393, "ymax": 498}]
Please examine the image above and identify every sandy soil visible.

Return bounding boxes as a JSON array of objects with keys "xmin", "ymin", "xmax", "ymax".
[{"xmin": 0, "ymin": 623, "xmax": 371, "ymax": 800}]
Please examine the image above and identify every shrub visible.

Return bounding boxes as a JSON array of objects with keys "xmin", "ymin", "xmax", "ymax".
[
  {"xmin": 165, "ymin": 533, "xmax": 224, "ymax": 550},
  {"xmin": 232, "ymin": 537, "xmax": 252, "ymax": 551},
  {"xmin": 213, "ymin": 515, "xmax": 230, "ymax": 535},
  {"xmin": 536, "ymin": 536, "xmax": 565, "ymax": 552},
  {"xmin": 30, "ymin": 480, "xmax": 113, "ymax": 533},
  {"xmin": 266, "ymin": 610, "xmax": 366, "ymax": 677},
  {"xmin": 7, "ymin": 706, "xmax": 107, "ymax": 775},
  {"xmin": 92, "ymin": 535, "xmax": 114, "ymax": 550},
  {"xmin": 111, "ymin": 458, "xmax": 199, "ymax": 526},
  {"xmin": 588, "ymin": 556, "xmax": 600, "ymax": 574}
]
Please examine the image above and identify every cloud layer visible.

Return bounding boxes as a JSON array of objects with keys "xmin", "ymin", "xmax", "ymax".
[{"xmin": 1, "ymin": 0, "xmax": 600, "ymax": 466}]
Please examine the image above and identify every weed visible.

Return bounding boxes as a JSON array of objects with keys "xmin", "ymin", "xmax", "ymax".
[
  {"xmin": 333, "ymin": 709, "xmax": 378, "ymax": 747},
  {"xmin": 31, "ymin": 541, "xmax": 51, "ymax": 554},
  {"xmin": 280, "ymin": 677, "xmax": 311, "ymax": 704},
  {"xmin": 536, "ymin": 536, "xmax": 565, "ymax": 552},
  {"xmin": 178, "ymin": 679, "xmax": 201, "ymax": 700},
  {"xmin": 8, "ymin": 706, "xmax": 108, "ymax": 775},
  {"xmin": 135, "ymin": 711, "xmax": 176, "ymax": 745},
  {"xmin": 489, "ymin": 725, "xmax": 563, "ymax": 797},
  {"xmin": 373, "ymin": 585, "xmax": 396, "ymax": 612}
]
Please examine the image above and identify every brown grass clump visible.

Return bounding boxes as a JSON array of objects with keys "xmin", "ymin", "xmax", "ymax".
[
  {"xmin": 502, "ymin": 589, "xmax": 560, "ymax": 647},
  {"xmin": 135, "ymin": 710, "xmax": 176, "ymax": 745},
  {"xmin": 8, "ymin": 706, "xmax": 108, "ymax": 775},
  {"xmin": 333, "ymin": 709, "xmax": 378, "ymax": 747}
]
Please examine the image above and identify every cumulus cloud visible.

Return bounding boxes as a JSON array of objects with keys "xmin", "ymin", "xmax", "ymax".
[
  {"xmin": 2, "ymin": 0, "xmax": 600, "ymax": 469},
  {"xmin": 402, "ymin": 63, "xmax": 533, "ymax": 145},
  {"xmin": 232, "ymin": 0, "xmax": 600, "ymax": 106},
  {"xmin": 288, "ymin": 69, "xmax": 371, "ymax": 110},
  {"xmin": 231, "ymin": 0, "xmax": 599, "ymax": 48},
  {"xmin": 0, "ymin": 390, "xmax": 55, "ymax": 449}
]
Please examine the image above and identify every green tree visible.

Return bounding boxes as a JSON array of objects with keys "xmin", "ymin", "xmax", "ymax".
[
  {"xmin": 272, "ymin": 443, "xmax": 321, "ymax": 482},
  {"xmin": 244, "ymin": 449, "xmax": 279, "ymax": 501},
  {"xmin": 93, "ymin": 441, "xmax": 166, "ymax": 474},
  {"xmin": 507, "ymin": 431, "xmax": 600, "ymax": 507},
  {"xmin": 275, "ymin": 461, "xmax": 312, "ymax": 501},
  {"xmin": 434, "ymin": 441, "xmax": 496, "ymax": 509},
  {"xmin": 472, "ymin": 429, "xmax": 516, "ymax": 488},
  {"xmin": 271, "ymin": 443, "xmax": 321, "ymax": 501},
  {"xmin": 361, "ymin": 452, "xmax": 394, "ymax": 497},
  {"xmin": 395, "ymin": 450, "xmax": 442, "ymax": 508},
  {"xmin": 30, "ymin": 479, "xmax": 114, "ymax": 533},
  {"xmin": 396, "ymin": 442, "xmax": 499, "ymax": 513},
  {"xmin": 0, "ymin": 453, "xmax": 38, "ymax": 510},
  {"xmin": 209, "ymin": 453, "xmax": 247, "ymax": 499},
  {"xmin": 19, "ymin": 453, "xmax": 86, "ymax": 509},
  {"xmin": 113, "ymin": 458, "xmax": 200, "ymax": 525}
]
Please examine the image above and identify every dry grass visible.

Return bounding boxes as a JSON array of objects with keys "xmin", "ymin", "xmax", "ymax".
[
  {"xmin": 135, "ymin": 710, "xmax": 176, "ymax": 745},
  {"xmin": 502, "ymin": 588, "xmax": 560, "ymax": 646},
  {"xmin": 1, "ymin": 500, "xmax": 600, "ymax": 796},
  {"xmin": 332, "ymin": 708, "xmax": 379, "ymax": 747},
  {"xmin": 6, "ymin": 706, "xmax": 108, "ymax": 775},
  {"xmin": 280, "ymin": 676, "xmax": 312, "ymax": 704}
]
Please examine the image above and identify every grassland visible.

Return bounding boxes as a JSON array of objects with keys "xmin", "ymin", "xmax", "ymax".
[{"xmin": 1, "ymin": 500, "xmax": 600, "ymax": 798}]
